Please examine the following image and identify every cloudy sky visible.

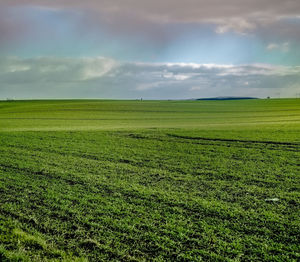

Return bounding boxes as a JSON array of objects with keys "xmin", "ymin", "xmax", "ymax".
[{"xmin": 1, "ymin": 0, "xmax": 300, "ymax": 99}]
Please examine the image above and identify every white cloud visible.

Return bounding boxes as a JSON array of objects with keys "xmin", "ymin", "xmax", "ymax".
[
  {"xmin": 267, "ymin": 42, "xmax": 290, "ymax": 52},
  {"xmin": 0, "ymin": 56, "xmax": 300, "ymax": 99},
  {"xmin": 267, "ymin": 43, "xmax": 279, "ymax": 50},
  {"xmin": 215, "ymin": 18, "xmax": 257, "ymax": 34},
  {"xmin": 80, "ymin": 57, "xmax": 117, "ymax": 80},
  {"xmin": 165, "ymin": 63, "xmax": 234, "ymax": 69},
  {"xmin": 163, "ymin": 72, "xmax": 191, "ymax": 81}
]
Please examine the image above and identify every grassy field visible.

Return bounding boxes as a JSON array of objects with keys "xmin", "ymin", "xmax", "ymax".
[{"xmin": 0, "ymin": 99, "xmax": 299, "ymax": 261}]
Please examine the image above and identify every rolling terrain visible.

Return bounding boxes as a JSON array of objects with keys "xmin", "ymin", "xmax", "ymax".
[{"xmin": 0, "ymin": 99, "xmax": 299, "ymax": 261}]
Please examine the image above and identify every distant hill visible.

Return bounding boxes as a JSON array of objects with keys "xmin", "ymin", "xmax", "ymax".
[{"xmin": 196, "ymin": 96, "xmax": 258, "ymax": 101}]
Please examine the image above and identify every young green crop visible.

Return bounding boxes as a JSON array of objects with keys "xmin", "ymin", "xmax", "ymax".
[{"xmin": 0, "ymin": 99, "xmax": 299, "ymax": 261}]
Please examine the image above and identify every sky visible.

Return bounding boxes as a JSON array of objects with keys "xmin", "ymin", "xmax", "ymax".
[{"xmin": 0, "ymin": 0, "xmax": 300, "ymax": 99}]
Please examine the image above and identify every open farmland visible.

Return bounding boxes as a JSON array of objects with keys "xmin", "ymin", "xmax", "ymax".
[{"xmin": 0, "ymin": 99, "xmax": 299, "ymax": 261}]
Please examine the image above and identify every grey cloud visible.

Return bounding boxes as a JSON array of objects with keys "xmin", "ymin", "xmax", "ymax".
[
  {"xmin": 1, "ymin": 0, "xmax": 300, "ymax": 61},
  {"xmin": 0, "ymin": 9, "xmax": 33, "ymax": 49},
  {"xmin": 1, "ymin": 0, "xmax": 300, "ymax": 34},
  {"xmin": 0, "ymin": 57, "xmax": 116, "ymax": 83},
  {"xmin": 0, "ymin": 57, "xmax": 299, "ymax": 99}
]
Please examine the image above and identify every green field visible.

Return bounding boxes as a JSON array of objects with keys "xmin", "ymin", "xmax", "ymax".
[{"xmin": 0, "ymin": 99, "xmax": 299, "ymax": 261}]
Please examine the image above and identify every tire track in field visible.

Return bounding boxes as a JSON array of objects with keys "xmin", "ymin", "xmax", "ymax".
[
  {"xmin": 0, "ymin": 163, "xmax": 87, "ymax": 187},
  {"xmin": 165, "ymin": 134, "xmax": 300, "ymax": 153},
  {"xmin": 119, "ymin": 133, "xmax": 300, "ymax": 152},
  {"xmin": 167, "ymin": 134, "xmax": 300, "ymax": 146},
  {"xmin": 0, "ymin": 144, "xmax": 193, "ymax": 182},
  {"xmin": 2, "ymin": 162, "xmax": 295, "ymax": 248},
  {"xmin": 0, "ymin": 160, "xmax": 251, "ymax": 222}
]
